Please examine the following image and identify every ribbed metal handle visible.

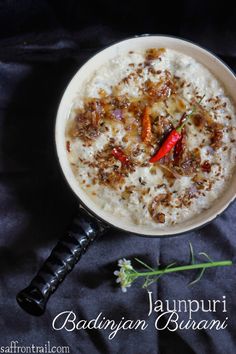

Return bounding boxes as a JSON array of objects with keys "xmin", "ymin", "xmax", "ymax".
[{"xmin": 16, "ymin": 206, "xmax": 108, "ymax": 316}]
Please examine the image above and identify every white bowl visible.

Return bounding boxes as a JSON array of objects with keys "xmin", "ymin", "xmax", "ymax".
[{"xmin": 55, "ymin": 35, "xmax": 236, "ymax": 236}]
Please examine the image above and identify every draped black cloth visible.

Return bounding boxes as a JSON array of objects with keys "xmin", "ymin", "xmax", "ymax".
[{"xmin": 0, "ymin": 1, "xmax": 235, "ymax": 353}]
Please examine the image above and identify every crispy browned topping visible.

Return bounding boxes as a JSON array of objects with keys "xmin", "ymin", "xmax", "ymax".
[
  {"xmin": 192, "ymin": 174, "xmax": 205, "ymax": 190},
  {"xmin": 68, "ymin": 101, "xmax": 102, "ymax": 142},
  {"xmin": 66, "ymin": 140, "xmax": 71, "ymax": 152},
  {"xmin": 181, "ymin": 148, "xmax": 201, "ymax": 175},
  {"xmin": 192, "ymin": 113, "xmax": 206, "ymax": 129},
  {"xmin": 145, "ymin": 48, "xmax": 166, "ymax": 61},
  {"xmin": 144, "ymin": 78, "xmax": 173, "ymax": 102},
  {"xmin": 192, "ymin": 106, "xmax": 224, "ymax": 151},
  {"xmin": 149, "ymin": 193, "xmax": 171, "ymax": 222},
  {"xmin": 152, "ymin": 115, "xmax": 173, "ymax": 141},
  {"xmin": 121, "ymin": 185, "xmax": 134, "ymax": 200},
  {"xmin": 93, "ymin": 142, "xmax": 136, "ymax": 188},
  {"xmin": 159, "ymin": 164, "xmax": 178, "ymax": 187},
  {"xmin": 210, "ymin": 123, "xmax": 223, "ymax": 149},
  {"xmin": 156, "ymin": 213, "xmax": 165, "ymax": 223}
]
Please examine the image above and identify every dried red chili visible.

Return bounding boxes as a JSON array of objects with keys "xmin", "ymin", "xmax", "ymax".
[
  {"xmin": 149, "ymin": 129, "xmax": 182, "ymax": 162},
  {"xmin": 174, "ymin": 126, "xmax": 186, "ymax": 160},
  {"xmin": 149, "ymin": 97, "xmax": 205, "ymax": 163},
  {"xmin": 112, "ymin": 147, "xmax": 130, "ymax": 165},
  {"xmin": 141, "ymin": 106, "xmax": 152, "ymax": 144},
  {"xmin": 201, "ymin": 160, "xmax": 211, "ymax": 173}
]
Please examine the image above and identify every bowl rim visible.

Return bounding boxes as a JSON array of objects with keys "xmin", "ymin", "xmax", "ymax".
[{"xmin": 55, "ymin": 34, "xmax": 236, "ymax": 237}]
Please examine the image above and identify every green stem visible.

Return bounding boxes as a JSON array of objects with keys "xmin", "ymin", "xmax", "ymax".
[
  {"xmin": 130, "ymin": 260, "xmax": 232, "ymax": 278},
  {"xmin": 176, "ymin": 107, "xmax": 195, "ymax": 132}
]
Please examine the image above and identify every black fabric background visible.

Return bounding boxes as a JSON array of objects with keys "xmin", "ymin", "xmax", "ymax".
[{"xmin": 0, "ymin": 1, "xmax": 236, "ymax": 353}]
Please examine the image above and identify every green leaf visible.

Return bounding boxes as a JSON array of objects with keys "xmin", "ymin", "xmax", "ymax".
[
  {"xmin": 188, "ymin": 267, "xmax": 206, "ymax": 286},
  {"xmin": 135, "ymin": 258, "xmax": 155, "ymax": 271},
  {"xmin": 199, "ymin": 252, "xmax": 214, "ymax": 263},
  {"xmin": 165, "ymin": 262, "xmax": 176, "ymax": 269},
  {"xmin": 143, "ymin": 274, "xmax": 163, "ymax": 288},
  {"xmin": 189, "ymin": 242, "xmax": 195, "ymax": 264}
]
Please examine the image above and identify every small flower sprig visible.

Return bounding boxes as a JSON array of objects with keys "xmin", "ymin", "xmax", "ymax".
[{"xmin": 114, "ymin": 243, "xmax": 233, "ymax": 292}]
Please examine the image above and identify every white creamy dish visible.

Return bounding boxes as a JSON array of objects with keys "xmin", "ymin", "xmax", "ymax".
[{"xmin": 66, "ymin": 48, "xmax": 236, "ymax": 228}]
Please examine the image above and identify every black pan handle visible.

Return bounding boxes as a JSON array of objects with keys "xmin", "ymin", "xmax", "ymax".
[{"xmin": 16, "ymin": 205, "xmax": 109, "ymax": 316}]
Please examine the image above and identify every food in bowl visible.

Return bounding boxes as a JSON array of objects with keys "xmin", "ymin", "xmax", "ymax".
[{"xmin": 65, "ymin": 48, "xmax": 236, "ymax": 227}]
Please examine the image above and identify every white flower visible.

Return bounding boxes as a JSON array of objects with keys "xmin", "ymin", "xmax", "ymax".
[
  {"xmin": 114, "ymin": 259, "xmax": 135, "ymax": 293},
  {"xmin": 118, "ymin": 258, "xmax": 133, "ymax": 270},
  {"xmin": 114, "ymin": 270, "xmax": 122, "ymax": 283},
  {"xmin": 121, "ymin": 283, "xmax": 131, "ymax": 293}
]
